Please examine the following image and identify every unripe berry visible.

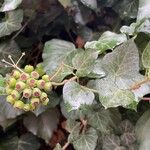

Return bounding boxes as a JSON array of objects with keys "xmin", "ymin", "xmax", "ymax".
[
  {"xmin": 20, "ymin": 73, "xmax": 30, "ymax": 81},
  {"xmin": 33, "ymin": 88, "xmax": 41, "ymax": 97},
  {"xmin": 42, "ymin": 98, "xmax": 49, "ymax": 105},
  {"xmin": 44, "ymin": 82, "xmax": 52, "ymax": 92},
  {"xmin": 6, "ymin": 86, "xmax": 13, "ymax": 95},
  {"xmin": 31, "ymin": 98, "xmax": 40, "ymax": 107},
  {"xmin": 40, "ymin": 92, "xmax": 48, "ymax": 102},
  {"xmin": 27, "ymin": 78, "xmax": 37, "ymax": 87},
  {"xmin": 11, "ymin": 90, "xmax": 20, "ymax": 100},
  {"xmin": 12, "ymin": 70, "xmax": 20, "ymax": 79},
  {"xmin": 42, "ymin": 75, "xmax": 50, "ymax": 82},
  {"xmin": 14, "ymin": 100, "xmax": 24, "ymax": 109},
  {"xmin": 23, "ymin": 88, "xmax": 32, "ymax": 98},
  {"xmin": 23, "ymin": 104, "xmax": 31, "ymax": 111},
  {"xmin": 24, "ymin": 65, "xmax": 34, "ymax": 73},
  {"xmin": 8, "ymin": 77, "xmax": 16, "ymax": 88},
  {"xmin": 37, "ymin": 80, "xmax": 45, "ymax": 89},
  {"xmin": 6, "ymin": 95, "xmax": 15, "ymax": 104},
  {"xmin": 15, "ymin": 81, "xmax": 26, "ymax": 91},
  {"xmin": 35, "ymin": 63, "xmax": 45, "ymax": 76},
  {"xmin": 31, "ymin": 71, "xmax": 39, "ymax": 79}
]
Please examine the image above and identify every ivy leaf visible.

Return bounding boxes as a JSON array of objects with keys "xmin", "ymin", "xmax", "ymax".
[
  {"xmin": 142, "ymin": 42, "xmax": 150, "ymax": 68},
  {"xmin": 0, "ymin": 75, "xmax": 5, "ymax": 95},
  {"xmin": 102, "ymin": 134, "xmax": 121, "ymax": 150},
  {"xmin": 87, "ymin": 108, "xmax": 114, "ymax": 133},
  {"xmin": 88, "ymin": 39, "xmax": 150, "ymax": 109},
  {"xmin": 135, "ymin": 110, "xmax": 150, "ymax": 150},
  {"xmin": 85, "ymin": 31, "xmax": 127, "ymax": 54},
  {"xmin": 0, "ymin": 9, "xmax": 23, "ymax": 38},
  {"xmin": 72, "ymin": 50, "xmax": 98, "ymax": 77},
  {"xmin": 63, "ymin": 81, "xmax": 95, "ymax": 111},
  {"xmin": 113, "ymin": 0, "xmax": 138, "ymax": 19},
  {"xmin": 80, "ymin": 0, "xmax": 97, "ymax": 10},
  {"xmin": 23, "ymin": 109, "xmax": 59, "ymax": 143},
  {"xmin": 86, "ymin": 59, "xmax": 106, "ymax": 79},
  {"xmin": 0, "ymin": 96, "xmax": 23, "ymax": 119},
  {"xmin": 42, "ymin": 39, "xmax": 76, "ymax": 82},
  {"xmin": 0, "ymin": 0, "xmax": 22, "ymax": 12},
  {"xmin": 72, "ymin": 127, "xmax": 98, "ymax": 150},
  {"xmin": 58, "ymin": 0, "xmax": 72, "ymax": 8},
  {"xmin": 54, "ymin": 143, "xmax": 63, "ymax": 150},
  {"xmin": 119, "ymin": 120, "xmax": 134, "ymax": 134},
  {"xmin": 0, "ymin": 133, "xmax": 40, "ymax": 150},
  {"xmin": 0, "ymin": 115, "xmax": 16, "ymax": 130},
  {"xmin": 137, "ymin": 0, "xmax": 150, "ymax": 20},
  {"xmin": 32, "ymin": 92, "xmax": 60, "ymax": 116},
  {"xmin": 120, "ymin": 132, "xmax": 136, "ymax": 146}
]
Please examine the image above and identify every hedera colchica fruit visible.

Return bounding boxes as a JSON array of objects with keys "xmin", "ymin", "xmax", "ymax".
[{"xmin": 2, "ymin": 53, "xmax": 53, "ymax": 111}]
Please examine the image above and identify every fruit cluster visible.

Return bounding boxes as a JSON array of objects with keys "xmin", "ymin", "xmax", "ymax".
[{"xmin": 6, "ymin": 64, "xmax": 52, "ymax": 111}]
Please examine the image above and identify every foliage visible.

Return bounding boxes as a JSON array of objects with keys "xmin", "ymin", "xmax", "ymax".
[{"xmin": 0, "ymin": 0, "xmax": 149, "ymax": 149}]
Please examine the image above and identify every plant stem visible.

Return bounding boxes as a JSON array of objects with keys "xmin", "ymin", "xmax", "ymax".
[
  {"xmin": 51, "ymin": 76, "xmax": 78, "ymax": 86},
  {"xmin": 130, "ymin": 77, "xmax": 150, "ymax": 90},
  {"xmin": 62, "ymin": 141, "xmax": 70, "ymax": 150},
  {"xmin": 81, "ymin": 85, "xmax": 99, "ymax": 94}
]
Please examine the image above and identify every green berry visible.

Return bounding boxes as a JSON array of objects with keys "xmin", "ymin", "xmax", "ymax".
[
  {"xmin": 27, "ymin": 78, "xmax": 37, "ymax": 87},
  {"xmin": 8, "ymin": 77, "xmax": 16, "ymax": 88},
  {"xmin": 6, "ymin": 86, "xmax": 13, "ymax": 95},
  {"xmin": 44, "ymin": 82, "xmax": 52, "ymax": 92},
  {"xmin": 24, "ymin": 65, "xmax": 34, "ymax": 73},
  {"xmin": 35, "ymin": 63, "xmax": 45, "ymax": 76},
  {"xmin": 33, "ymin": 88, "xmax": 41, "ymax": 97},
  {"xmin": 42, "ymin": 98, "xmax": 49, "ymax": 105},
  {"xmin": 31, "ymin": 98, "xmax": 40, "ymax": 107},
  {"xmin": 37, "ymin": 80, "xmax": 45, "ymax": 89},
  {"xmin": 40, "ymin": 92, "xmax": 48, "ymax": 102},
  {"xmin": 14, "ymin": 100, "xmax": 24, "ymax": 109},
  {"xmin": 11, "ymin": 90, "xmax": 20, "ymax": 100},
  {"xmin": 6, "ymin": 95, "xmax": 15, "ymax": 104},
  {"xmin": 23, "ymin": 88, "xmax": 32, "ymax": 98},
  {"xmin": 12, "ymin": 70, "xmax": 20, "ymax": 79},
  {"xmin": 42, "ymin": 75, "xmax": 49, "ymax": 82},
  {"xmin": 15, "ymin": 81, "xmax": 26, "ymax": 91},
  {"xmin": 23, "ymin": 104, "xmax": 31, "ymax": 111},
  {"xmin": 31, "ymin": 71, "xmax": 39, "ymax": 79},
  {"xmin": 20, "ymin": 73, "xmax": 30, "ymax": 81}
]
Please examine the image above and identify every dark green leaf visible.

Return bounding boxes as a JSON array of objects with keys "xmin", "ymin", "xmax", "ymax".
[
  {"xmin": 0, "ymin": 75, "xmax": 5, "ymax": 95},
  {"xmin": 0, "ymin": 0, "xmax": 22, "ymax": 12},
  {"xmin": 0, "ymin": 96, "xmax": 23, "ymax": 119},
  {"xmin": 80, "ymin": 0, "xmax": 97, "ymax": 10},
  {"xmin": 113, "ymin": 0, "xmax": 138, "ymax": 19},
  {"xmin": 102, "ymin": 134, "xmax": 121, "ymax": 150},
  {"xmin": 32, "ymin": 92, "xmax": 60, "ymax": 116},
  {"xmin": 72, "ymin": 50, "xmax": 98, "ymax": 77},
  {"xmin": 0, "ymin": 133, "xmax": 40, "ymax": 150},
  {"xmin": 42, "ymin": 39, "xmax": 76, "ymax": 82},
  {"xmin": 85, "ymin": 31, "xmax": 127, "ymax": 54},
  {"xmin": 23, "ymin": 109, "xmax": 60, "ymax": 143},
  {"xmin": 0, "ymin": 115, "xmax": 16, "ymax": 130},
  {"xmin": 63, "ymin": 81, "xmax": 95, "ymax": 111},
  {"xmin": 135, "ymin": 110, "xmax": 150, "ymax": 150},
  {"xmin": 0, "ymin": 9, "xmax": 23, "ymax": 37},
  {"xmin": 72, "ymin": 127, "xmax": 98, "ymax": 150}
]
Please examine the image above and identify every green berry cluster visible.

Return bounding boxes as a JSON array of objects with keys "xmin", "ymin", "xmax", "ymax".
[{"xmin": 6, "ymin": 64, "xmax": 52, "ymax": 111}]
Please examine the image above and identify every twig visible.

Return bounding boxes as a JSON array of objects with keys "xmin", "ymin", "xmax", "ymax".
[
  {"xmin": 62, "ymin": 141, "xmax": 70, "ymax": 150},
  {"xmin": 141, "ymin": 97, "xmax": 150, "ymax": 101},
  {"xmin": 130, "ymin": 78, "xmax": 150, "ymax": 90},
  {"xmin": 12, "ymin": 21, "xmax": 29, "ymax": 40}
]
